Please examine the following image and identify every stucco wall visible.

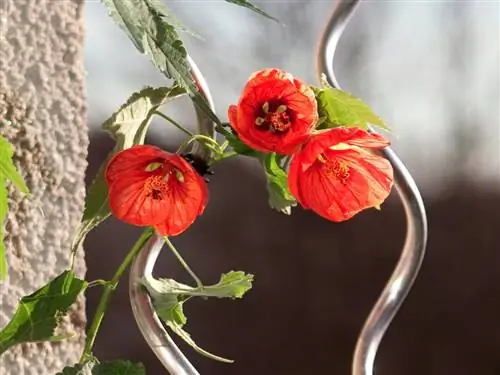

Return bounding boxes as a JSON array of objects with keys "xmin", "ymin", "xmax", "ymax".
[{"xmin": 0, "ymin": 0, "xmax": 87, "ymax": 373}]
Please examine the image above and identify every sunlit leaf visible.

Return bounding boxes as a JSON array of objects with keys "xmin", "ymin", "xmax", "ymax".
[
  {"xmin": 0, "ymin": 134, "xmax": 29, "ymax": 280},
  {"xmin": 224, "ymin": 0, "xmax": 278, "ymax": 22},
  {"xmin": 144, "ymin": 271, "xmax": 254, "ymax": 299},
  {"xmin": 142, "ymin": 271, "xmax": 254, "ymax": 363},
  {"xmin": 262, "ymin": 153, "xmax": 296, "ymax": 215},
  {"xmin": 102, "ymin": 0, "xmax": 220, "ymax": 126},
  {"xmin": 0, "ymin": 270, "xmax": 87, "ymax": 354},
  {"xmin": 312, "ymin": 75, "xmax": 390, "ymax": 131}
]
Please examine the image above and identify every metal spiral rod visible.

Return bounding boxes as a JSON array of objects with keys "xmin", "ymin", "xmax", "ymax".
[
  {"xmin": 129, "ymin": 1, "xmax": 428, "ymax": 374},
  {"xmin": 317, "ymin": 1, "xmax": 428, "ymax": 375}
]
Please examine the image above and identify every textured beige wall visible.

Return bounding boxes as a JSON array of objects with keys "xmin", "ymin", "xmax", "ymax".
[{"xmin": 0, "ymin": 0, "xmax": 87, "ymax": 373}]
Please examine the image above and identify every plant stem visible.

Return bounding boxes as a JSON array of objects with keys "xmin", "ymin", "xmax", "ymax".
[
  {"xmin": 176, "ymin": 134, "xmax": 221, "ymax": 156},
  {"xmin": 79, "ymin": 228, "xmax": 154, "ymax": 363},
  {"xmin": 69, "ymin": 221, "xmax": 93, "ymax": 270},
  {"xmin": 164, "ymin": 236, "xmax": 203, "ymax": 288},
  {"xmin": 210, "ymin": 150, "xmax": 238, "ymax": 166},
  {"xmin": 87, "ymin": 279, "xmax": 112, "ymax": 288},
  {"xmin": 155, "ymin": 111, "xmax": 194, "ymax": 136}
]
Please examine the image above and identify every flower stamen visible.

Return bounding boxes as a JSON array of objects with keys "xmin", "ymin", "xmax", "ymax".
[
  {"xmin": 175, "ymin": 169, "xmax": 185, "ymax": 183},
  {"xmin": 143, "ymin": 175, "xmax": 169, "ymax": 200},
  {"xmin": 328, "ymin": 160, "xmax": 350, "ymax": 183},
  {"xmin": 255, "ymin": 117, "xmax": 265, "ymax": 126},
  {"xmin": 318, "ymin": 155, "xmax": 350, "ymax": 184},
  {"xmin": 262, "ymin": 102, "xmax": 269, "ymax": 113},
  {"xmin": 255, "ymin": 103, "xmax": 291, "ymax": 133},
  {"xmin": 145, "ymin": 162, "xmax": 163, "ymax": 172}
]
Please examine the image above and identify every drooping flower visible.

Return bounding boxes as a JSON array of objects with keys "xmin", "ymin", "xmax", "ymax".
[
  {"xmin": 105, "ymin": 145, "xmax": 208, "ymax": 236},
  {"xmin": 228, "ymin": 68, "xmax": 318, "ymax": 155},
  {"xmin": 288, "ymin": 127, "xmax": 394, "ymax": 222}
]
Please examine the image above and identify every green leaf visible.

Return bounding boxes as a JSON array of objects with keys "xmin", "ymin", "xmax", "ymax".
[
  {"xmin": 0, "ymin": 270, "xmax": 87, "ymax": 354},
  {"xmin": 312, "ymin": 75, "xmax": 390, "ymax": 131},
  {"xmin": 0, "ymin": 134, "xmax": 29, "ymax": 280},
  {"xmin": 142, "ymin": 271, "xmax": 254, "ymax": 363},
  {"xmin": 144, "ymin": 0, "xmax": 202, "ymax": 39},
  {"xmin": 156, "ymin": 294, "xmax": 188, "ymax": 327},
  {"xmin": 0, "ymin": 135, "xmax": 29, "ymax": 194},
  {"xmin": 102, "ymin": 86, "xmax": 185, "ymax": 151},
  {"xmin": 224, "ymin": 131, "xmax": 260, "ymax": 157},
  {"xmin": 148, "ymin": 290, "xmax": 233, "ymax": 363},
  {"xmin": 166, "ymin": 320, "xmax": 233, "ymax": 363},
  {"xmin": 72, "ymin": 86, "xmax": 185, "ymax": 256},
  {"xmin": 102, "ymin": 0, "xmax": 221, "ymax": 127},
  {"xmin": 58, "ymin": 360, "xmax": 145, "ymax": 375},
  {"xmin": 224, "ymin": 0, "xmax": 278, "ymax": 22},
  {"xmin": 0, "ymin": 182, "xmax": 8, "ymax": 280},
  {"xmin": 143, "ymin": 271, "xmax": 254, "ymax": 300},
  {"xmin": 262, "ymin": 153, "xmax": 297, "ymax": 215},
  {"xmin": 57, "ymin": 363, "xmax": 92, "ymax": 375},
  {"xmin": 208, "ymin": 271, "xmax": 253, "ymax": 298}
]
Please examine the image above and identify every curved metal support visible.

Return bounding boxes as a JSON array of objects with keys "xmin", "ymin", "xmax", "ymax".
[
  {"xmin": 318, "ymin": 1, "xmax": 428, "ymax": 375},
  {"xmin": 129, "ymin": 235, "xmax": 199, "ymax": 375},
  {"xmin": 129, "ymin": 56, "xmax": 215, "ymax": 375}
]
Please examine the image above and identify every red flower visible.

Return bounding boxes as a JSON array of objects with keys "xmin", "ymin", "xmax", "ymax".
[
  {"xmin": 228, "ymin": 68, "xmax": 318, "ymax": 155},
  {"xmin": 105, "ymin": 145, "xmax": 208, "ymax": 236},
  {"xmin": 288, "ymin": 127, "xmax": 393, "ymax": 222}
]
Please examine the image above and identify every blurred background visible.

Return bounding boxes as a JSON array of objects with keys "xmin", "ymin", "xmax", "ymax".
[{"xmin": 83, "ymin": 1, "xmax": 499, "ymax": 374}]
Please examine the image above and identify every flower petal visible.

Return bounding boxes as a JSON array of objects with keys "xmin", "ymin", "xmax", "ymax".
[
  {"xmin": 320, "ymin": 127, "xmax": 389, "ymax": 149},
  {"xmin": 335, "ymin": 148, "xmax": 393, "ymax": 206},
  {"xmin": 245, "ymin": 68, "xmax": 294, "ymax": 89},
  {"xmin": 153, "ymin": 168, "xmax": 208, "ymax": 236},
  {"xmin": 298, "ymin": 128, "xmax": 389, "ymax": 170},
  {"xmin": 288, "ymin": 128, "xmax": 393, "ymax": 222},
  {"xmin": 105, "ymin": 145, "xmax": 166, "ymax": 184},
  {"xmin": 108, "ymin": 171, "xmax": 168, "ymax": 226},
  {"xmin": 288, "ymin": 151, "xmax": 308, "ymax": 208}
]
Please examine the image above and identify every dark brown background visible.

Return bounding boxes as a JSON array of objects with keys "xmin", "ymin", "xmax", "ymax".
[{"xmin": 84, "ymin": 132, "xmax": 500, "ymax": 375}]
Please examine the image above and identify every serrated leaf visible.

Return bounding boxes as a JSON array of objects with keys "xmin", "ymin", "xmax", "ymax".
[
  {"xmin": 93, "ymin": 361, "xmax": 145, "ymax": 375},
  {"xmin": 102, "ymin": 0, "xmax": 221, "ymax": 126},
  {"xmin": 72, "ymin": 86, "xmax": 185, "ymax": 257},
  {"xmin": 0, "ymin": 270, "xmax": 87, "ymax": 354},
  {"xmin": 145, "ymin": 0, "xmax": 202, "ymax": 39},
  {"xmin": 312, "ymin": 76, "xmax": 390, "ymax": 131},
  {"xmin": 0, "ymin": 134, "xmax": 29, "ymax": 280},
  {"xmin": 209, "ymin": 271, "xmax": 253, "ymax": 298},
  {"xmin": 103, "ymin": 86, "xmax": 185, "ymax": 151},
  {"xmin": 262, "ymin": 153, "xmax": 297, "ymax": 215},
  {"xmin": 56, "ymin": 362, "xmax": 92, "ymax": 375},
  {"xmin": 146, "ymin": 286, "xmax": 232, "ymax": 363},
  {"xmin": 143, "ymin": 271, "xmax": 254, "ymax": 300},
  {"xmin": 142, "ymin": 271, "xmax": 253, "ymax": 363},
  {"xmin": 58, "ymin": 360, "xmax": 145, "ymax": 375},
  {"xmin": 224, "ymin": 0, "xmax": 278, "ymax": 22}
]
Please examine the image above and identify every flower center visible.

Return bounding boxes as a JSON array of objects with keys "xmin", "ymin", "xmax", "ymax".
[
  {"xmin": 142, "ymin": 166, "xmax": 185, "ymax": 200},
  {"xmin": 255, "ymin": 102, "xmax": 292, "ymax": 133},
  {"xmin": 143, "ymin": 175, "xmax": 169, "ymax": 200},
  {"xmin": 318, "ymin": 154, "xmax": 350, "ymax": 184}
]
